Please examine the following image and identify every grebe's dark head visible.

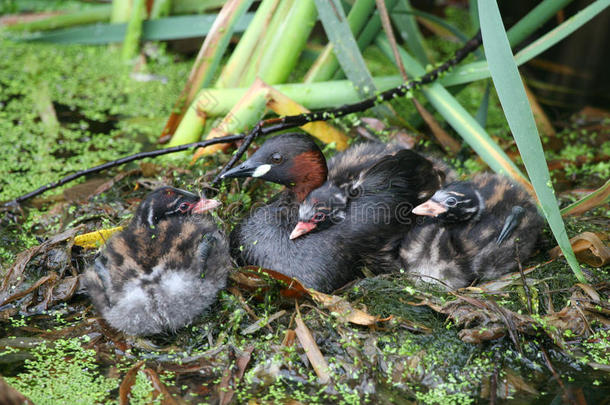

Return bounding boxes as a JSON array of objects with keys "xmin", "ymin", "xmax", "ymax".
[{"xmin": 221, "ymin": 133, "xmax": 328, "ymax": 201}]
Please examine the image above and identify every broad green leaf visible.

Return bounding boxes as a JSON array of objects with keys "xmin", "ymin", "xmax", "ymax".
[
  {"xmin": 442, "ymin": 0, "xmax": 606, "ymax": 86},
  {"xmin": 507, "ymin": 0, "xmax": 573, "ymax": 46},
  {"xmin": 16, "ymin": 14, "xmax": 254, "ymax": 44},
  {"xmin": 393, "ymin": 6, "xmax": 469, "ymax": 43},
  {"xmin": 215, "ymin": 0, "xmax": 282, "ymax": 88},
  {"xmin": 478, "ymin": 0, "xmax": 585, "ymax": 282},
  {"xmin": 321, "ymin": 0, "xmax": 399, "ymax": 81},
  {"xmin": 474, "ymin": 81, "xmax": 491, "ymax": 127},
  {"xmin": 254, "ymin": 0, "xmax": 318, "ymax": 85},
  {"xmin": 314, "ymin": 0, "xmax": 377, "ymax": 97},
  {"xmin": 469, "ymin": 0, "xmax": 479, "ymax": 30},
  {"xmin": 161, "ymin": 0, "xmax": 255, "ymax": 141},
  {"xmin": 391, "ymin": 0, "xmax": 428, "ymax": 64},
  {"xmin": 515, "ymin": 0, "xmax": 610, "ymax": 65},
  {"xmin": 561, "ymin": 180, "xmax": 610, "ymax": 217},
  {"xmin": 121, "ymin": 0, "xmax": 146, "ymax": 60},
  {"xmin": 391, "ymin": 5, "xmax": 485, "ymax": 59},
  {"xmin": 305, "ymin": 0, "xmax": 377, "ymax": 83},
  {"xmin": 2, "ymin": 6, "xmax": 111, "ymax": 32}
]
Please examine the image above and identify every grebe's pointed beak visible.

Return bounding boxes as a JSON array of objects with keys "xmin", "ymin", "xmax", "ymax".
[
  {"xmin": 221, "ymin": 161, "xmax": 271, "ymax": 179},
  {"xmin": 412, "ymin": 199, "xmax": 447, "ymax": 217},
  {"xmin": 289, "ymin": 221, "xmax": 316, "ymax": 240},
  {"xmin": 192, "ymin": 198, "xmax": 221, "ymax": 214}
]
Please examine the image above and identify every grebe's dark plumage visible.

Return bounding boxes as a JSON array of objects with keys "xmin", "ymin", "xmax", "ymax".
[
  {"xmin": 82, "ymin": 187, "xmax": 230, "ymax": 335},
  {"xmin": 223, "ymin": 133, "xmax": 442, "ymax": 291},
  {"xmin": 293, "ymin": 149, "xmax": 440, "ymax": 271},
  {"xmin": 401, "ymin": 173, "xmax": 543, "ymax": 289}
]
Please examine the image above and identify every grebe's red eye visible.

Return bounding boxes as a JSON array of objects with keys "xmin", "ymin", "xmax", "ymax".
[
  {"xmin": 312, "ymin": 212, "xmax": 326, "ymax": 223},
  {"xmin": 178, "ymin": 202, "xmax": 191, "ymax": 212}
]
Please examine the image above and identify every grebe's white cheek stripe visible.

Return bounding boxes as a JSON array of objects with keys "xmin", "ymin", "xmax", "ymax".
[{"xmin": 252, "ymin": 164, "xmax": 272, "ymax": 177}]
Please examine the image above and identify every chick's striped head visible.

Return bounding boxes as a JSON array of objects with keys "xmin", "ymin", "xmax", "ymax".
[
  {"xmin": 134, "ymin": 187, "xmax": 220, "ymax": 228},
  {"xmin": 412, "ymin": 182, "xmax": 483, "ymax": 223}
]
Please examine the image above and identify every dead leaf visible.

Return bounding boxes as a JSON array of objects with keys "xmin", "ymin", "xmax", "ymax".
[
  {"xmin": 308, "ymin": 290, "xmax": 389, "ymax": 326},
  {"xmin": 234, "ymin": 268, "xmax": 390, "ymax": 326},
  {"xmin": 390, "ymin": 129, "xmax": 418, "ymax": 149},
  {"xmin": 0, "ymin": 11, "xmax": 63, "ymax": 27},
  {"xmin": 119, "ymin": 361, "xmax": 145, "ymax": 405},
  {"xmin": 51, "ymin": 275, "xmax": 80, "ymax": 301},
  {"xmin": 528, "ymin": 59, "xmax": 590, "ymax": 79},
  {"xmin": 294, "ymin": 311, "xmax": 330, "ymax": 384},
  {"xmin": 0, "ymin": 227, "xmax": 80, "ymax": 303},
  {"xmin": 91, "ymin": 169, "xmax": 141, "ymax": 198},
  {"xmin": 413, "ymin": 100, "xmax": 461, "ymax": 154},
  {"xmin": 360, "ymin": 117, "xmax": 386, "ymax": 132},
  {"xmin": 62, "ymin": 177, "xmax": 109, "ymax": 202},
  {"xmin": 232, "ymin": 266, "xmax": 310, "ymax": 299},
  {"xmin": 282, "ymin": 329, "xmax": 296, "ymax": 348},
  {"xmin": 1, "ymin": 273, "xmax": 57, "ymax": 307},
  {"xmin": 0, "ymin": 376, "xmax": 34, "ymax": 405},
  {"xmin": 218, "ymin": 346, "xmax": 254, "ymax": 405},
  {"xmin": 265, "ymin": 81, "xmax": 349, "ymax": 150},
  {"xmin": 416, "ymin": 16, "xmax": 460, "ymax": 40},
  {"xmin": 549, "ymin": 231, "xmax": 610, "ymax": 267},
  {"xmin": 574, "ymin": 283, "xmax": 600, "ymax": 302},
  {"xmin": 241, "ymin": 310, "xmax": 286, "ymax": 335},
  {"xmin": 470, "ymin": 261, "xmax": 548, "ymax": 293},
  {"xmin": 459, "ymin": 325, "xmax": 507, "ymax": 344},
  {"xmin": 141, "ymin": 368, "xmax": 180, "ymax": 405},
  {"xmin": 481, "ymin": 369, "xmax": 538, "ymax": 399}
]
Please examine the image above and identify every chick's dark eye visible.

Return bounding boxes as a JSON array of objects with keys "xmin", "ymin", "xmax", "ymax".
[
  {"xmin": 178, "ymin": 202, "xmax": 191, "ymax": 212},
  {"xmin": 312, "ymin": 212, "xmax": 326, "ymax": 222},
  {"xmin": 445, "ymin": 197, "xmax": 457, "ymax": 207},
  {"xmin": 271, "ymin": 152, "xmax": 283, "ymax": 164}
]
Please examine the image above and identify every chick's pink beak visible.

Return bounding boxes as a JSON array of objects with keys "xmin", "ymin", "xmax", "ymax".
[
  {"xmin": 289, "ymin": 221, "xmax": 316, "ymax": 240},
  {"xmin": 192, "ymin": 198, "xmax": 221, "ymax": 214},
  {"xmin": 412, "ymin": 200, "xmax": 447, "ymax": 217}
]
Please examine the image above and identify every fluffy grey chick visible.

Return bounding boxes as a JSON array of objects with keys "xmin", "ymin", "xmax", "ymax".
[{"xmin": 82, "ymin": 186, "xmax": 231, "ymax": 336}]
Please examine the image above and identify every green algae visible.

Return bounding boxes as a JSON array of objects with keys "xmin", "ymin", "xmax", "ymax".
[
  {"xmin": 2, "ymin": 335, "xmax": 119, "ymax": 404},
  {"xmin": 0, "ymin": 39, "xmax": 191, "ymax": 203}
]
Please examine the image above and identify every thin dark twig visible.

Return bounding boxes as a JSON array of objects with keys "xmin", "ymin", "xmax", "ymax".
[
  {"xmin": 6, "ymin": 31, "xmax": 482, "ymax": 207},
  {"xmin": 485, "ymin": 299, "xmax": 523, "ymax": 355},
  {"xmin": 516, "ymin": 243, "xmax": 533, "ymax": 314},
  {"xmin": 375, "ymin": 0, "xmax": 408, "ymax": 81},
  {"xmin": 540, "ymin": 347, "xmax": 576, "ymax": 405},
  {"xmin": 3, "ymin": 134, "xmax": 246, "ymax": 207},
  {"xmin": 489, "ymin": 364, "xmax": 498, "ymax": 405}
]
